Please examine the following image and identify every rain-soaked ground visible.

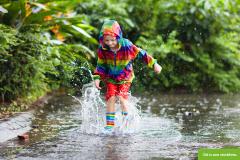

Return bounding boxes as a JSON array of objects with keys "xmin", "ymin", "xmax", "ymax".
[{"xmin": 0, "ymin": 85, "xmax": 240, "ymax": 160}]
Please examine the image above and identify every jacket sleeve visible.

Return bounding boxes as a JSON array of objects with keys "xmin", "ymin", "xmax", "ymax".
[
  {"xmin": 130, "ymin": 41, "xmax": 157, "ymax": 68},
  {"xmin": 93, "ymin": 49, "xmax": 107, "ymax": 80}
]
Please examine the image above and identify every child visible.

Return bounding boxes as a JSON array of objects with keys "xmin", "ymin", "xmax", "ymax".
[{"xmin": 93, "ymin": 20, "xmax": 162, "ymax": 131}]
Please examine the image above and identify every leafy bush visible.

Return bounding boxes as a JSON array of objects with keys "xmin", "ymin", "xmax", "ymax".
[
  {"xmin": 131, "ymin": 0, "xmax": 240, "ymax": 92},
  {"xmin": 0, "ymin": 24, "xmax": 49, "ymax": 102}
]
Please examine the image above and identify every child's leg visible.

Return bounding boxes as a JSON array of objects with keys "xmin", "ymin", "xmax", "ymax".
[
  {"xmin": 119, "ymin": 96, "xmax": 128, "ymax": 115},
  {"xmin": 105, "ymin": 97, "xmax": 116, "ymax": 129},
  {"xmin": 118, "ymin": 83, "xmax": 131, "ymax": 116},
  {"xmin": 120, "ymin": 97, "xmax": 129, "ymax": 128},
  {"xmin": 106, "ymin": 96, "xmax": 116, "ymax": 112},
  {"xmin": 105, "ymin": 82, "xmax": 117, "ymax": 129}
]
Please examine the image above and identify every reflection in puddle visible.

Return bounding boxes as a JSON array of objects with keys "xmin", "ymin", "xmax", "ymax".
[{"xmin": 140, "ymin": 116, "xmax": 182, "ymax": 142}]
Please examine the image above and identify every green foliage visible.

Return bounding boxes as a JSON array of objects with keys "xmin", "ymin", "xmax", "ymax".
[
  {"xmin": 76, "ymin": 0, "xmax": 134, "ymax": 38},
  {"xmin": 0, "ymin": 23, "xmax": 94, "ymax": 103},
  {"xmin": 0, "ymin": 24, "xmax": 49, "ymax": 101},
  {"xmin": 131, "ymin": 0, "xmax": 240, "ymax": 92},
  {"xmin": 0, "ymin": 0, "xmax": 99, "ymax": 103}
]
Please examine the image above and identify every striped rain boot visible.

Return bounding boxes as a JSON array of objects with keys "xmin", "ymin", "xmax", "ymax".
[{"xmin": 104, "ymin": 112, "xmax": 115, "ymax": 131}]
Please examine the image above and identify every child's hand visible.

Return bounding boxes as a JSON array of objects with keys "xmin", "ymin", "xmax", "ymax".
[
  {"xmin": 154, "ymin": 63, "xmax": 162, "ymax": 74},
  {"xmin": 94, "ymin": 79, "xmax": 102, "ymax": 89}
]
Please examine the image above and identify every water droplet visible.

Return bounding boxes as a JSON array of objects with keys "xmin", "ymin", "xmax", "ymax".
[{"xmin": 184, "ymin": 111, "xmax": 193, "ymax": 116}]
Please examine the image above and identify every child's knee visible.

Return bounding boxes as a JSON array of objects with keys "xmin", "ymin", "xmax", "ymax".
[
  {"xmin": 119, "ymin": 97, "xmax": 127, "ymax": 106},
  {"xmin": 107, "ymin": 96, "xmax": 116, "ymax": 102}
]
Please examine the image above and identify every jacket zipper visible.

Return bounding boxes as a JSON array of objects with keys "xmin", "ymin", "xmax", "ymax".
[{"xmin": 114, "ymin": 51, "xmax": 117, "ymax": 68}]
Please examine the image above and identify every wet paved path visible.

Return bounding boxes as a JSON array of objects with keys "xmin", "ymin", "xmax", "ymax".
[
  {"xmin": 0, "ymin": 93, "xmax": 240, "ymax": 160},
  {"xmin": 0, "ymin": 112, "xmax": 33, "ymax": 143}
]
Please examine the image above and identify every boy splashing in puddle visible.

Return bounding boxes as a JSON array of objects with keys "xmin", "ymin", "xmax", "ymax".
[{"xmin": 93, "ymin": 20, "xmax": 162, "ymax": 131}]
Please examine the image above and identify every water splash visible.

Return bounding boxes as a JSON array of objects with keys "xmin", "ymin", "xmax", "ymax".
[
  {"xmin": 70, "ymin": 66, "xmax": 141, "ymax": 135},
  {"xmin": 74, "ymin": 82, "xmax": 141, "ymax": 135},
  {"xmin": 79, "ymin": 66, "xmax": 94, "ymax": 81},
  {"xmin": 79, "ymin": 82, "xmax": 105, "ymax": 134},
  {"xmin": 70, "ymin": 76, "xmax": 141, "ymax": 136}
]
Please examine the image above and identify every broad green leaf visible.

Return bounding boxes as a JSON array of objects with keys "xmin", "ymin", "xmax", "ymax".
[
  {"xmin": 30, "ymin": 2, "xmax": 49, "ymax": 11},
  {"xmin": 0, "ymin": 5, "xmax": 8, "ymax": 13},
  {"xmin": 72, "ymin": 25, "xmax": 92, "ymax": 38}
]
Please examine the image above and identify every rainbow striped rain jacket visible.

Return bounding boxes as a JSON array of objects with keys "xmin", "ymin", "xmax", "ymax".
[{"xmin": 93, "ymin": 20, "xmax": 158, "ymax": 84}]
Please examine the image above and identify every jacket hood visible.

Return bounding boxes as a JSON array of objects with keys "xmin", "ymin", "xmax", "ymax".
[{"xmin": 99, "ymin": 20, "xmax": 123, "ymax": 49}]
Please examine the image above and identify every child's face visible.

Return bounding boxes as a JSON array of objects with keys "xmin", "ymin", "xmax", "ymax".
[{"xmin": 103, "ymin": 35, "xmax": 118, "ymax": 49}]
